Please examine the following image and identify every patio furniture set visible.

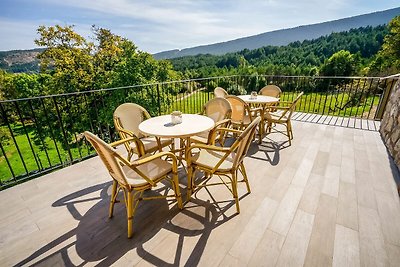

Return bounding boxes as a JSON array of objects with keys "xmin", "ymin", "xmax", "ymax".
[{"xmin": 85, "ymin": 85, "xmax": 303, "ymax": 238}]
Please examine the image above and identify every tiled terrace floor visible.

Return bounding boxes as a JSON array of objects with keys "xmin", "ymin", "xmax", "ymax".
[{"xmin": 1, "ymin": 120, "xmax": 400, "ymax": 266}]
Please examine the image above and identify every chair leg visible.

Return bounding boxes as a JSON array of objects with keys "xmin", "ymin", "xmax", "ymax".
[
  {"xmin": 232, "ymin": 171, "xmax": 240, "ymax": 214},
  {"xmin": 240, "ymin": 163, "xmax": 251, "ymax": 193},
  {"xmin": 172, "ymin": 172, "xmax": 183, "ymax": 209},
  {"xmin": 127, "ymin": 190, "xmax": 133, "ymax": 238},
  {"xmin": 109, "ymin": 180, "xmax": 118, "ymax": 218},
  {"xmin": 288, "ymin": 120, "xmax": 293, "ymax": 140},
  {"xmin": 186, "ymin": 165, "xmax": 194, "ymax": 202},
  {"xmin": 126, "ymin": 191, "xmax": 142, "ymax": 238},
  {"xmin": 127, "ymin": 151, "xmax": 133, "ymax": 161},
  {"xmin": 286, "ymin": 123, "xmax": 291, "ymax": 145}
]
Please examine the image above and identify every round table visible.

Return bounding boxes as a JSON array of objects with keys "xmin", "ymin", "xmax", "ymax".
[
  {"xmin": 238, "ymin": 95, "xmax": 279, "ymax": 141},
  {"xmin": 238, "ymin": 95, "xmax": 279, "ymax": 105},
  {"xmin": 139, "ymin": 114, "xmax": 214, "ymax": 138},
  {"xmin": 139, "ymin": 114, "xmax": 215, "ymax": 161}
]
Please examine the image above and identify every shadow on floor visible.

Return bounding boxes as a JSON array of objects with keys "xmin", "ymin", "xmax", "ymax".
[
  {"xmin": 247, "ymin": 137, "xmax": 289, "ymax": 166},
  {"xmin": 15, "ymin": 178, "xmax": 239, "ymax": 266}
]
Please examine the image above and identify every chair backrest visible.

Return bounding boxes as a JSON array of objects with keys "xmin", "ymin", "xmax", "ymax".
[
  {"xmin": 214, "ymin": 87, "xmax": 228, "ymax": 98},
  {"xmin": 203, "ymin": 97, "xmax": 232, "ymax": 123},
  {"xmin": 258, "ymin": 85, "xmax": 282, "ymax": 98},
  {"xmin": 84, "ymin": 131, "xmax": 130, "ymax": 189},
  {"xmin": 225, "ymin": 95, "xmax": 252, "ymax": 124},
  {"xmin": 113, "ymin": 103, "xmax": 151, "ymax": 138},
  {"xmin": 288, "ymin": 91, "xmax": 304, "ymax": 118},
  {"xmin": 277, "ymin": 91, "xmax": 304, "ymax": 120},
  {"xmin": 231, "ymin": 116, "xmax": 261, "ymax": 168}
]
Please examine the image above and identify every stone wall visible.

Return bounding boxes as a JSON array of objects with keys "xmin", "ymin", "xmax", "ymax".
[{"xmin": 380, "ymin": 77, "xmax": 400, "ymax": 192}]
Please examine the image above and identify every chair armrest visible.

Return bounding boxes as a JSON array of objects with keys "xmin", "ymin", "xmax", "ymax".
[
  {"xmin": 273, "ymin": 106, "xmax": 291, "ymax": 111},
  {"xmin": 130, "ymin": 151, "xmax": 177, "ymax": 167},
  {"xmin": 116, "ymin": 127, "xmax": 135, "ymax": 136},
  {"xmin": 250, "ymin": 107, "xmax": 263, "ymax": 112},
  {"xmin": 214, "ymin": 118, "xmax": 231, "ymax": 127},
  {"xmin": 109, "ymin": 137, "xmax": 136, "ymax": 148},
  {"xmin": 187, "ymin": 143, "xmax": 231, "ymax": 155},
  {"xmin": 216, "ymin": 127, "xmax": 243, "ymax": 135}
]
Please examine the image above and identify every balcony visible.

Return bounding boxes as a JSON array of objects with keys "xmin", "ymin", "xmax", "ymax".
[{"xmin": 1, "ymin": 75, "xmax": 400, "ymax": 266}]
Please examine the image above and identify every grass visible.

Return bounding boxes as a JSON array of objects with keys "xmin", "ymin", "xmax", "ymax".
[
  {"xmin": 0, "ymin": 124, "xmax": 91, "ymax": 183},
  {"xmin": 281, "ymin": 92, "xmax": 380, "ymax": 119},
  {"xmin": 165, "ymin": 90, "xmax": 211, "ymax": 114}
]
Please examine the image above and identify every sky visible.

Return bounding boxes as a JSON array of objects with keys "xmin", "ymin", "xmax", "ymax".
[{"xmin": 0, "ymin": 0, "xmax": 399, "ymax": 54}]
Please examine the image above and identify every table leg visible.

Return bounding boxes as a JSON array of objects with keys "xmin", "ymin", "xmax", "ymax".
[{"xmin": 258, "ymin": 105, "xmax": 266, "ymax": 144}]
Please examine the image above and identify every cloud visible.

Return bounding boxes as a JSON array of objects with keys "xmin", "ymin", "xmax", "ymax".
[
  {"xmin": 2, "ymin": 0, "xmax": 399, "ymax": 52},
  {"xmin": 0, "ymin": 19, "xmax": 39, "ymax": 50}
]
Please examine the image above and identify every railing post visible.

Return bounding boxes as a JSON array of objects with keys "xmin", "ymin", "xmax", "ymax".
[
  {"xmin": 375, "ymin": 78, "xmax": 397, "ymax": 120},
  {"xmin": 156, "ymin": 84, "xmax": 161, "ymax": 116}
]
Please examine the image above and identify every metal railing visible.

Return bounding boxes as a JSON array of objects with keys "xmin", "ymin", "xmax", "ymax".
[{"xmin": 0, "ymin": 75, "xmax": 395, "ymax": 188}]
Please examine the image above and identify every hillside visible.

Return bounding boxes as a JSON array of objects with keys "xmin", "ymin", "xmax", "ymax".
[
  {"xmin": 154, "ymin": 7, "xmax": 400, "ymax": 59},
  {"xmin": 170, "ymin": 25, "xmax": 388, "ymax": 77},
  {"xmin": 0, "ymin": 48, "xmax": 43, "ymax": 73}
]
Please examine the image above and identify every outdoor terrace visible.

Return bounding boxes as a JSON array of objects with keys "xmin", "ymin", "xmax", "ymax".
[
  {"xmin": 1, "ymin": 75, "xmax": 400, "ymax": 266},
  {"xmin": 1, "ymin": 118, "xmax": 400, "ymax": 266}
]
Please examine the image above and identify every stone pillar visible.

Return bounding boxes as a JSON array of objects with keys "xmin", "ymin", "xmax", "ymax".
[{"xmin": 379, "ymin": 76, "xmax": 400, "ymax": 194}]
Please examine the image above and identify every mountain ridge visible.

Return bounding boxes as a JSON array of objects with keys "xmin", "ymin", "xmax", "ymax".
[{"xmin": 154, "ymin": 7, "xmax": 400, "ymax": 59}]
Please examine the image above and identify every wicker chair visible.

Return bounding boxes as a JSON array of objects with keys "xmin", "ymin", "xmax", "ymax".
[
  {"xmin": 190, "ymin": 98, "xmax": 232, "ymax": 145},
  {"xmin": 265, "ymin": 92, "xmax": 304, "ymax": 145},
  {"xmin": 186, "ymin": 117, "xmax": 261, "ymax": 213},
  {"xmin": 225, "ymin": 95, "xmax": 255, "ymax": 130},
  {"xmin": 214, "ymin": 87, "xmax": 228, "ymax": 98},
  {"xmin": 84, "ymin": 131, "xmax": 183, "ymax": 238},
  {"xmin": 258, "ymin": 85, "xmax": 282, "ymax": 98},
  {"xmin": 114, "ymin": 103, "xmax": 172, "ymax": 160}
]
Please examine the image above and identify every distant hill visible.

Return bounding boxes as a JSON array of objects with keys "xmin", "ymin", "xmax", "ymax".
[
  {"xmin": 0, "ymin": 48, "xmax": 43, "ymax": 73},
  {"xmin": 154, "ymin": 7, "xmax": 400, "ymax": 59}
]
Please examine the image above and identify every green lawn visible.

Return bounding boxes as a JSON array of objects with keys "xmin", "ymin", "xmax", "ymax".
[
  {"xmin": 165, "ymin": 90, "xmax": 211, "ymax": 114},
  {"xmin": 281, "ymin": 92, "xmax": 380, "ymax": 119},
  {"xmin": 0, "ymin": 124, "xmax": 90, "ymax": 183}
]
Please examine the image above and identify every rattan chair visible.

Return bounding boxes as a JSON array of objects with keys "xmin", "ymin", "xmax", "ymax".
[
  {"xmin": 258, "ymin": 85, "xmax": 282, "ymax": 98},
  {"xmin": 214, "ymin": 87, "xmax": 228, "ymax": 98},
  {"xmin": 225, "ymin": 95, "xmax": 255, "ymax": 130},
  {"xmin": 84, "ymin": 131, "xmax": 183, "ymax": 238},
  {"xmin": 265, "ymin": 92, "xmax": 304, "ymax": 145},
  {"xmin": 190, "ymin": 98, "xmax": 232, "ymax": 145},
  {"xmin": 186, "ymin": 117, "xmax": 261, "ymax": 213},
  {"xmin": 114, "ymin": 103, "xmax": 172, "ymax": 160}
]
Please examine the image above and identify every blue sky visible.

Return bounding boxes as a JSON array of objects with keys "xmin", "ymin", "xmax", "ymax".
[{"xmin": 0, "ymin": 0, "xmax": 398, "ymax": 53}]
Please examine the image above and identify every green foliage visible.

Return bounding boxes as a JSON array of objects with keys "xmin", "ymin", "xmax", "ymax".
[
  {"xmin": 319, "ymin": 50, "xmax": 357, "ymax": 77},
  {"xmin": 170, "ymin": 25, "xmax": 388, "ymax": 77},
  {"xmin": 369, "ymin": 16, "xmax": 400, "ymax": 75}
]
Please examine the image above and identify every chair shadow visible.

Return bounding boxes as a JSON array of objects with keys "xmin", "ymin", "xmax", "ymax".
[
  {"xmin": 15, "ymin": 179, "xmax": 238, "ymax": 266},
  {"xmin": 246, "ymin": 135, "xmax": 289, "ymax": 166}
]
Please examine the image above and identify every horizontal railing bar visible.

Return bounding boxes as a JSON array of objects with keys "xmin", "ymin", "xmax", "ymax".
[{"xmin": 0, "ymin": 75, "xmax": 241, "ymax": 103}]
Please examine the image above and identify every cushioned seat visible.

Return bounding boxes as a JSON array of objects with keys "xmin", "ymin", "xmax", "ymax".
[
  {"xmin": 186, "ymin": 117, "xmax": 261, "ymax": 213},
  {"xmin": 84, "ymin": 131, "xmax": 182, "ymax": 238},
  {"xmin": 114, "ymin": 103, "xmax": 172, "ymax": 160}
]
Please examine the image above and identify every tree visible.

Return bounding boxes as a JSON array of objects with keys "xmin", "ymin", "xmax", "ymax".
[
  {"xmin": 319, "ymin": 50, "xmax": 357, "ymax": 77},
  {"xmin": 35, "ymin": 25, "xmax": 95, "ymax": 94},
  {"xmin": 369, "ymin": 16, "xmax": 400, "ymax": 75}
]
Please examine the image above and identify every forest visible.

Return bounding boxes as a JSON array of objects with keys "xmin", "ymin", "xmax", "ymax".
[{"xmin": 170, "ymin": 25, "xmax": 394, "ymax": 78}]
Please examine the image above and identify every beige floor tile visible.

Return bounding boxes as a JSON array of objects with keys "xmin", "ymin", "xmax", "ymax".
[{"xmin": 332, "ymin": 224, "xmax": 360, "ymax": 267}]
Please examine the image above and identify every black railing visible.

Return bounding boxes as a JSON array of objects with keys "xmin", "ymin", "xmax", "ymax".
[{"xmin": 0, "ymin": 75, "xmax": 395, "ymax": 188}]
